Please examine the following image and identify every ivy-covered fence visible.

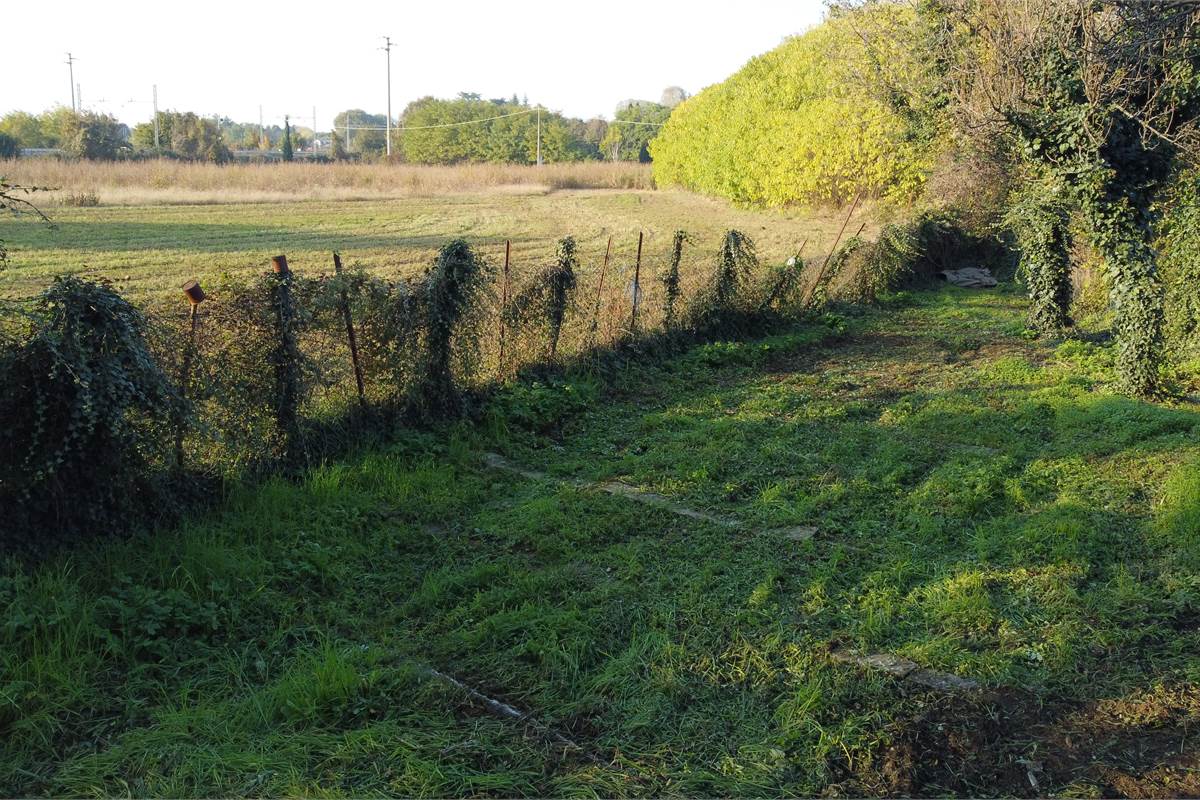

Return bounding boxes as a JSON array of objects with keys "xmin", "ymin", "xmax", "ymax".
[{"xmin": 0, "ymin": 229, "xmax": 879, "ymax": 553}]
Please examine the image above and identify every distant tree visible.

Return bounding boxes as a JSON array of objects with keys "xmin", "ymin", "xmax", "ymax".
[
  {"xmin": 130, "ymin": 111, "xmax": 173, "ymax": 152},
  {"xmin": 0, "ymin": 132, "xmax": 19, "ymax": 159},
  {"xmin": 601, "ymin": 102, "xmax": 671, "ymax": 162},
  {"xmin": 62, "ymin": 112, "xmax": 128, "ymax": 160},
  {"xmin": 0, "ymin": 112, "xmax": 47, "ymax": 149},
  {"xmin": 39, "ymin": 107, "xmax": 82, "ymax": 149},
  {"xmin": 399, "ymin": 96, "xmax": 599, "ymax": 164},
  {"xmin": 333, "ymin": 110, "xmax": 387, "ymax": 157},
  {"xmin": 169, "ymin": 113, "xmax": 230, "ymax": 163},
  {"xmin": 281, "ymin": 117, "xmax": 294, "ymax": 161},
  {"xmin": 660, "ymin": 86, "xmax": 689, "ymax": 107},
  {"xmin": 330, "ymin": 130, "xmax": 347, "ymax": 160}
]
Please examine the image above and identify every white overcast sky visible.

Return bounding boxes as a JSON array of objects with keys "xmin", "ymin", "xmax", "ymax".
[{"xmin": 5, "ymin": 1, "xmax": 826, "ymax": 129}]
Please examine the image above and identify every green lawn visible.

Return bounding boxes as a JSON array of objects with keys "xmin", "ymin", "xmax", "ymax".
[
  {"xmin": 3, "ymin": 286, "xmax": 1199, "ymax": 796},
  {"xmin": 0, "ymin": 190, "xmax": 862, "ymax": 303}
]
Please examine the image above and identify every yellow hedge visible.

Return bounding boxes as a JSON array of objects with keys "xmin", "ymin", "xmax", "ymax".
[{"xmin": 650, "ymin": 7, "xmax": 929, "ymax": 207}]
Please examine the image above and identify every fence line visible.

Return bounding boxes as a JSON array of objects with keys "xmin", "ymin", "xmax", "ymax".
[{"xmin": 1, "ymin": 225, "xmax": 829, "ymax": 544}]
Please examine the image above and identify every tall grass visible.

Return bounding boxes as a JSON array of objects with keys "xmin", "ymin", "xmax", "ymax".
[{"xmin": 0, "ymin": 159, "xmax": 654, "ymax": 205}]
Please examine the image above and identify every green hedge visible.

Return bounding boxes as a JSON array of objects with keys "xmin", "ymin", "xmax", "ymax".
[{"xmin": 650, "ymin": 6, "xmax": 929, "ymax": 207}]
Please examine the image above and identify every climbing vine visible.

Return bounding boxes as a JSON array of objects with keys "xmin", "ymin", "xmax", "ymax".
[
  {"xmin": 1005, "ymin": 181, "xmax": 1074, "ymax": 334},
  {"xmin": 503, "ymin": 237, "xmax": 579, "ymax": 360},
  {"xmin": 689, "ymin": 230, "xmax": 758, "ymax": 331},
  {"xmin": 660, "ymin": 230, "xmax": 687, "ymax": 328}
]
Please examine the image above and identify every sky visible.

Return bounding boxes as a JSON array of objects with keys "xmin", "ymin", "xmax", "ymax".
[{"xmin": 4, "ymin": 0, "xmax": 827, "ymax": 130}]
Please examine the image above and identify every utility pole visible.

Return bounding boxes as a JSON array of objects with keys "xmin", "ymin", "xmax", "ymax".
[
  {"xmin": 536, "ymin": 105, "xmax": 542, "ymax": 166},
  {"xmin": 152, "ymin": 84, "xmax": 160, "ymax": 151},
  {"xmin": 382, "ymin": 36, "xmax": 393, "ymax": 157},
  {"xmin": 65, "ymin": 53, "xmax": 76, "ymax": 112},
  {"xmin": 259, "ymin": 105, "xmax": 264, "ymax": 149},
  {"xmin": 312, "ymin": 106, "xmax": 317, "ymax": 154},
  {"xmin": 77, "ymin": 83, "xmax": 83, "ymax": 111}
]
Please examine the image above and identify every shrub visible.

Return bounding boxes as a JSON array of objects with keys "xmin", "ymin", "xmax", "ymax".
[
  {"xmin": 660, "ymin": 230, "xmax": 687, "ymax": 327},
  {"xmin": 503, "ymin": 237, "xmax": 580, "ymax": 360},
  {"xmin": 414, "ymin": 239, "xmax": 493, "ymax": 418},
  {"xmin": 0, "ymin": 132, "xmax": 18, "ymax": 160},
  {"xmin": 821, "ymin": 211, "xmax": 1003, "ymax": 305},
  {"xmin": 0, "ymin": 277, "xmax": 180, "ymax": 548},
  {"xmin": 1005, "ymin": 183, "xmax": 1074, "ymax": 334},
  {"xmin": 689, "ymin": 230, "xmax": 758, "ymax": 330},
  {"xmin": 59, "ymin": 191, "xmax": 99, "ymax": 207},
  {"xmin": 650, "ymin": 5, "xmax": 930, "ymax": 206}
]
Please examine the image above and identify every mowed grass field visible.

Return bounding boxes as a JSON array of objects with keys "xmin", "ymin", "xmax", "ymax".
[
  {"xmin": 3, "ymin": 286, "xmax": 1200, "ymax": 796},
  {"xmin": 0, "ymin": 190, "xmax": 868, "ymax": 303}
]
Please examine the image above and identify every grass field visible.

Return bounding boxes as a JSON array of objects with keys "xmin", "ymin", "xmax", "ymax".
[
  {"xmin": 0, "ymin": 160, "xmax": 655, "ymax": 205},
  {"xmin": 4, "ymin": 286, "xmax": 1199, "ymax": 796},
  {"xmin": 0, "ymin": 187, "xmax": 870, "ymax": 303}
]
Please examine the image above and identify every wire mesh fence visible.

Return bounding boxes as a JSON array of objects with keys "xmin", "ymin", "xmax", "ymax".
[{"xmin": 0, "ymin": 227, "xmax": 831, "ymax": 549}]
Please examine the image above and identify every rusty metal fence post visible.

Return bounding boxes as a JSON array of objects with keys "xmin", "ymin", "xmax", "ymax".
[
  {"xmin": 497, "ymin": 240, "xmax": 511, "ymax": 375},
  {"xmin": 589, "ymin": 235, "xmax": 613, "ymax": 345},
  {"xmin": 630, "ymin": 231, "xmax": 644, "ymax": 334},
  {"xmin": 174, "ymin": 279, "xmax": 206, "ymax": 468}
]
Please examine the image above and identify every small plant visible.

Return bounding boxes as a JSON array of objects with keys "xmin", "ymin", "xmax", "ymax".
[
  {"xmin": 504, "ymin": 236, "xmax": 580, "ymax": 360},
  {"xmin": 661, "ymin": 230, "xmax": 687, "ymax": 327},
  {"xmin": 415, "ymin": 239, "xmax": 493, "ymax": 418},
  {"xmin": 760, "ymin": 251, "xmax": 807, "ymax": 311},
  {"xmin": 59, "ymin": 191, "xmax": 99, "ymax": 207},
  {"xmin": 689, "ymin": 229, "xmax": 758, "ymax": 330}
]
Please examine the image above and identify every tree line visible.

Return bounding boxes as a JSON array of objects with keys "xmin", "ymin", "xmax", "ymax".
[{"xmin": 0, "ymin": 89, "xmax": 684, "ymax": 164}]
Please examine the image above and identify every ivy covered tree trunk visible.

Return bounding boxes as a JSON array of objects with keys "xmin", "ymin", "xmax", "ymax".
[
  {"xmin": 1080, "ymin": 175, "xmax": 1164, "ymax": 397},
  {"xmin": 1008, "ymin": 190, "xmax": 1073, "ymax": 334}
]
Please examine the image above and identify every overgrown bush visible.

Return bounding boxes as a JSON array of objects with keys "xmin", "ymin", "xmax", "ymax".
[
  {"xmin": 760, "ymin": 252, "xmax": 808, "ymax": 311},
  {"xmin": 651, "ymin": 5, "xmax": 930, "ymax": 206},
  {"xmin": 503, "ymin": 237, "xmax": 579, "ymax": 360},
  {"xmin": 689, "ymin": 230, "xmax": 758, "ymax": 330},
  {"xmin": 0, "ymin": 277, "xmax": 180, "ymax": 548},
  {"xmin": 414, "ymin": 239, "xmax": 493, "ymax": 418},
  {"xmin": 660, "ymin": 230, "xmax": 687, "ymax": 327},
  {"xmin": 817, "ymin": 210, "xmax": 1004, "ymax": 305},
  {"xmin": 1005, "ymin": 183, "xmax": 1074, "ymax": 334}
]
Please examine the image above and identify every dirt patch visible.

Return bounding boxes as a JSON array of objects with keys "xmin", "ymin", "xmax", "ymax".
[{"xmin": 835, "ymin": 684, "xmax": 1200, "ymax": 797}]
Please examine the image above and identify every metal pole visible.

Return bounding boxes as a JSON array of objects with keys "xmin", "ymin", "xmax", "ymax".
[
  {"xmin": 66, "ymin": 53, "xmax": 76, "ymax": 112},
  {"xmin": 589, "ymin": 235, "xmax": 612, "ymax": 339},
  {"xmin": 333, "ymin": 253, "xmax": 366, "ymax": 407},
  {"xmin": 383, "ymin": 36, "xmax": 393, "ymax": 158},
  {"xmin": 152, "ymin": 84, "xmax": 160, "ymax": 151},
  {"xmin": 803, "ymin": 192, "xmax": 863, "ymax": 306},
  {"xmin": 498, "ymin": 240, "xmax": 511, "ymax": 374},
  {"xmin": 630, "ymin": 231, "xmax": 643, "ymax": 334},
  {"xmin": 259, "ymin": 105, "xmax": 264, "ymax": 149},
  {"xmin": 536, "ymin": 106, "xmax": 542, "ymax": 166},
  {"xmin": 313, "ymin": 106, "xmax": 317, "ymax": 154},
  {"xmin": 176, "ymin": 280, "xmax": 206, "ymax": 468}
]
